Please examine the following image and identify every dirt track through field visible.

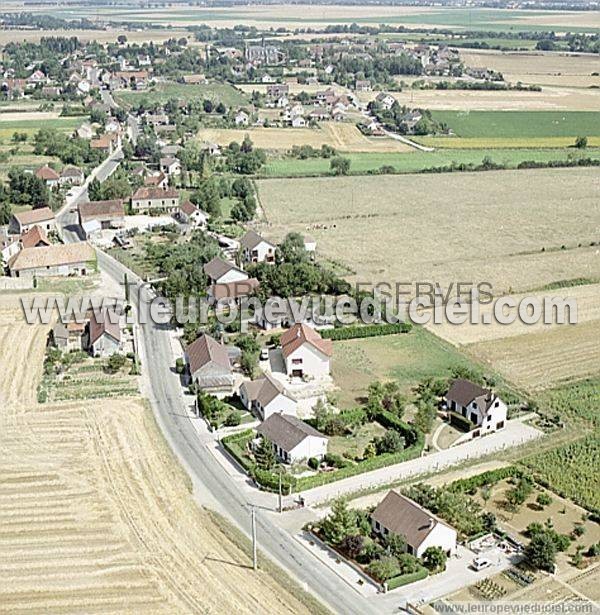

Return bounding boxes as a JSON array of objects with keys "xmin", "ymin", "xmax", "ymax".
[{"xmin": 0, "ymin": 295, "xmax": 321, "ymax": 614}]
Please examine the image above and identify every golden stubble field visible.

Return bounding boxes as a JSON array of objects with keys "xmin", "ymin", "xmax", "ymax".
[
  {"xmin": 198, "ymin": 122, "xmax": 412, "ymax": 152},
  {"xmin": 257, "ymin": 167, "xmax": 600, "ymax": 391},
  {"xmin": 460, "ymin": 49, "xmax": 600, "ymax": 88},
  {"xmin": 0, "ymin": 293, "xmax": 322, "ymax": 614}
]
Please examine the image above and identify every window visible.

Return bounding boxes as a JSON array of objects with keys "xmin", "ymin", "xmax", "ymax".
[{"xmin": 292, "ymin": 358, "xmax": 302, "ymax": 365}]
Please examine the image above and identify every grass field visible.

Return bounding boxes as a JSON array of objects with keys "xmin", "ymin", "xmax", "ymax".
[
  {"xmin": 331, "ymin": 328, "xmax": 481, "ymax": 407},
  {"xmin": 431, "ymin": 111, "xmax": 600, "ymax": 138},
  {"xmin": 114, "ymin": 82, "xmax": 248, "ymax": 108},
  {"xmin": 414, "ymin": 136, "xmax": 600, "ymax": 149},
  {"xmin": 257, "ymin": 167, "xmax": 600, "ymax": 295},
  {"xmin": 198, "ymin": 122, "xmax": 412, "ymax": 152},
  {"xmin": 263, "ymin": 147, "xmax": 600, "ymax": 176},
  {"xmin": 0, "ymin": 116, "xmax": 81, "ymax": 144}
]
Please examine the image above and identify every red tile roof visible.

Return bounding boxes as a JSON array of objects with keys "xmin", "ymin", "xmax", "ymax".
[{"xmin": 280, "ymin": 323, "xmax": 333, "ymax": 359}]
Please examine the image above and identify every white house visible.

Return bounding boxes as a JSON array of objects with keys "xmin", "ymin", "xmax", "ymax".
[
  {"xmin": 239, "ymin": 230, "xmax": 276, "ymax": 264},
  {"xmin": 186, "ymin": 333, "xmax": 235, "ymax": 398},
  {"xmin": 86, "ymin": 309, "xmax": 122, "ymax": 357},
  {"xmin": 178, "ymin": 201, "xmax": 209, "ymax": 228},
  {"xmin": 375, "ymin": 92, "xmax": 396, "ymax": 110},
  {"xmin": 255, "ymin": 413, "xmax": 328, "ymax": 463},
  {"xmin": 203, "ymin": 256, "xmax": 248, "ymax": 285},
  {"xmin": 159, "ymin": 156, "xmax": 181, "ymax": 176},
  {"xmin": 291, "ymin": 115, "xmax": 306, "ymax": 128},
  {"xmin": 240, "ymin": 373, "xmax": 297, "ymax": 421},
  {"xmin": 234, "ymin": 111, "xmax": 249, "ymax": 126},
  {"xmin": 371, "ymin": 491, "xmax": 457, "ymax": 558},
  {"xmin": 34, "ymin": 165, "xmax": 60, "ymax": 188},
  {"xmin": 0, "ymin": 227, "xmax": 20, "ymax": 265},
  {"xmin": 444, "ymin": 379, "xmax": 507, "ymax": 434},
  {"xmin": 280, "ymin": 323, "xmax": 332, "ymax": 379},
  {"xmin": 59, "ymin": 166, "xmax": 84, "ymax": 186}
]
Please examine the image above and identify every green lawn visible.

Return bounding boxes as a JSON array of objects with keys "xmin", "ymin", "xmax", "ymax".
[
  {"xmin": 332, "ymin": 327, "xmax": 481, "ymax": 408},
  {"xmin": 114, "ymin": 82, "xmax": 248, "ymax": 108},
  {"xmin": 328, "ymin": 422, "xmax": 387, "ymax": 459},
  {"xmin": 263, "ymin": 147, "xmax": 600, "ymax": 177},
  {"xmin": 0, "ymin": 117, "xmax": 82, "ymax": 144},
  {"xmin": 431, "ymin": 111, "xmax": 600, "ymax": 139}
]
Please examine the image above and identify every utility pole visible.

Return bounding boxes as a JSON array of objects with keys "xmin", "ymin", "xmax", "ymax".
[
  {"xmin": 251, "ymin": 506, "xmax": 258, "ymax": 571},
  {"xmin": 278, "ymin": 467, "xmax": 283, "ymax": 514}
]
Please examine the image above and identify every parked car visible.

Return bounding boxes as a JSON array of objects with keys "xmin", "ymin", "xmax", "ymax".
[
  {"xmin": 260, "ymin": 348, "xmax": 269, "ymax": 361},
  {"xmin": 471, "ymin": 557, "xmax": 492, "ymax": 571}
]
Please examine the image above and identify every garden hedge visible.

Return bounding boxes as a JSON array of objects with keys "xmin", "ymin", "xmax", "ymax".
[
  {"xmin": 386, "ymin": 566, "xmax": 428, "ymax": 590},
  {"xmin": 449, "ymin": 466, "xmax": 523, "ymax": 493},
  {"xmin": 320, "ymin": 322, "xmax": 412, "ymax": 341}
]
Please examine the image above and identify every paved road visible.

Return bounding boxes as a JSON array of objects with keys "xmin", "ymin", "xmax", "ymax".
[{"xmin": 95, "ymin": 251, "xmax": 382, "ymax": 615}]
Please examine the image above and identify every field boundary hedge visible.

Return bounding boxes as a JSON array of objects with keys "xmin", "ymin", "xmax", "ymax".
[
  {"xmin": 321, "ymin": 322, "xmax": 412, "ymax": 341},
  {"xmin": 449, "ymin": 466, "xmax": 523, "ymax": 493}
]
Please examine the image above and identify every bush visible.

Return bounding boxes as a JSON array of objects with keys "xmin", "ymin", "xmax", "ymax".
[
  {"xmin": 225, "ymin": 411, "xmax": 242, "ymax": 427},
  {"xmin": 367, "ymin": 555, "xmax": 400, "ymax": 582},
  {"xmin": 449, "ymin": 467, "xmax": 522, "ymax": 493},
  {"xmin": 308, "ymin": 457, "xmax": 320, "ymax": 470},
  {"xmin": 449, "ymin": 411, "xmax": 473, "ymax": 432},
  {"xmin": 320, "ymin": 322, "xmax": 412, "ymax": 341}
]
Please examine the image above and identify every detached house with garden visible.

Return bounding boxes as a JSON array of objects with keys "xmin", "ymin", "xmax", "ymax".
[
  {"xmin": 371, "ymin": 490, "xmax": 457, "ymax": 558},
  {"xmin": 186, "ymin": 333, "xmax": 235, "ymax": 398},
  {"xmin": 280, "ymin": 323, "xmax": 332, "ymax": 380},
  {"xmin": 444, "ymin": 378, "xmax": 507, "ymax": 436},
  {"xmin": 255, "ymin": 413, "xmax": 328, "ymax": 464},
  {"xmin": 239, "ymin": 372, "xmax": 297, "ymax": 421}
]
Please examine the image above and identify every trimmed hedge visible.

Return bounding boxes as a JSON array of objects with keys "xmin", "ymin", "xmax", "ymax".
[
  {"xmin": 386, "ymin": 566, "xmax": 428, "ymax": 590},
  {"xmin": 375, "ymin": 410, "xmax": 420, "ymax": 447},
  {"xmin": 221, "ymin": 429, "xmax": 255, "ymax": 472},
  {"xmin": 449, "ymin": 411, "xmax": 473, "ymax": 432},
  {"xmin": 321, "ymin": 322, "xmax": 412, "ymax": 341},
  {"xmin": 295, "ymin": 431, "xmax": 424, "ymax": 492},
  {"xmin": 449, "ymin": 466, "xmax": 523, "ymax": 493}
]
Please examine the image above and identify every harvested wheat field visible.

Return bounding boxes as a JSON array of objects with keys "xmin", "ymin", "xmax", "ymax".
[
  {"xmin": 257, "ymin": 167, "xmax": 600, "ymax": 295},
  {"xmin": 467, "ymin": 318, "xmax": 600, "ymax": 391},
  {"xmin": 358, "ymin": 86, "xmax": 600, "ymax": 111},
  {"xmin": 198, "ymin": 122, "xmax": 412, "ymax": 152},
  {"xmin": 0, "ymin": 27, "xmax": 187, "ymax": 45},
  {"xmin": 0, "ymin": 295, "xmax": 324, "ymax": 614}
]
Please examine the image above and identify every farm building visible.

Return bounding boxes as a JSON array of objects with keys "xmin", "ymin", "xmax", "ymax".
[
  {"xmin": 130, "ymin": 187, "xmax": 180, "ymax": 214},
  {"xmin": 35, "ymin": 165, "xmax": 60, "ymax": 188},
  {"xmin": 371, "ymin": 491, "xmax": 457, "ymax": 558},
  {"xmin": 255, "ymin": 414, "xmax": 328, "ymax": 464},
  {"xmin": 51, "ymin": 321, "xmax": 85, "ymax": 352},
  {"xmin": 8, "ymin": 243, "xmax": 96, "ymax": 278},
  {"xmin": 10, "ymin": 207, "xmax": 56, "ymax": 235},
  {"xmin": 79, "ymin": 200, "xmax": 125, "ymax": 234},
  {"xmin": 20, "ymin": 225, "xmax": 51, "ymax": 249}
]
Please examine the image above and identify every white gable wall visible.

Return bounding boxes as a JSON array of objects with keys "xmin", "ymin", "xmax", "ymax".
[{"xmin": 285, "ymin": 343, "xmax": 330, "ymax": 379}]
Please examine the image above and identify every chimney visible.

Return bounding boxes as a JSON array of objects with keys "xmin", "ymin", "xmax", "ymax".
[{"xmin": 428, "ymin": 518, "xmax": 434, "ymax": 529}]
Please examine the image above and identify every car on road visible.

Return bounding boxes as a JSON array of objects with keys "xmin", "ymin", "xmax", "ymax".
[{"xmin": 471, "ymin": 557, "xmax": 492, "ymax": 571}]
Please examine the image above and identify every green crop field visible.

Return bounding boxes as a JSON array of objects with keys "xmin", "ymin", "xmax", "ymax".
[
  {"xmin": 263, "ymin": 148, "xmax": 600, "ymax": 177},
  {"xmin": 113, "ymin": 82, "xmax": 248, "ymax": 108},
  {"xmin": 431, "ymin": 111, "xmax": 600, "ymax": 139},
  {"xmin": 523, "ymin": 434, "xmax": 600, "ymax": 513}
]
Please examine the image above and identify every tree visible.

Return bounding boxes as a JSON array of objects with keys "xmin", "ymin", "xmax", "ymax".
[
  {"xmin": 254, "ymin": 436, "xmax": 276, "ymax": 470},
  {"xmin": 190, "ymin": 178, "xmax": 221, "ymax": 217},
  {"xmin": 383, "ymin": 532, "xmax": 406, "ymax": 558},
  {"xmin": 374, "ymin": 430, "xmax": 405, "ymax": 454},
  {"xmin": 367, "ymin": 556, "xmax": 400, "ymax": 582},
  {"xmin": 367, "ymin": 381, "xmax": 405, "ymax": 417},
  {"xmin": 330, "ymin": 156, "xmax": 351, "ymax": 176},
  {"xmin": 320, "ymin": 497, "xmax": 357, "ymax": 545},
  {"xmin": 277, "ymin": 232, "xmax": 308, "ymax": 265},
  {"xmin": 526, "ymin": 531, "xmax": 557, "ymax": 572},
  {"xmin": 422, "ymin": 546, "xmax": 447, "ymax": 572},
  {"xmin": 340, "ymin": 533, "xmax": 364, "ymax": 559},
  {"xmin": 117, "ymin": 35, "xmax": 127, "ymax": 45},
  {"xmin": 575, "ymin": 136, "xmax": 588, "ymax": 149}
]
